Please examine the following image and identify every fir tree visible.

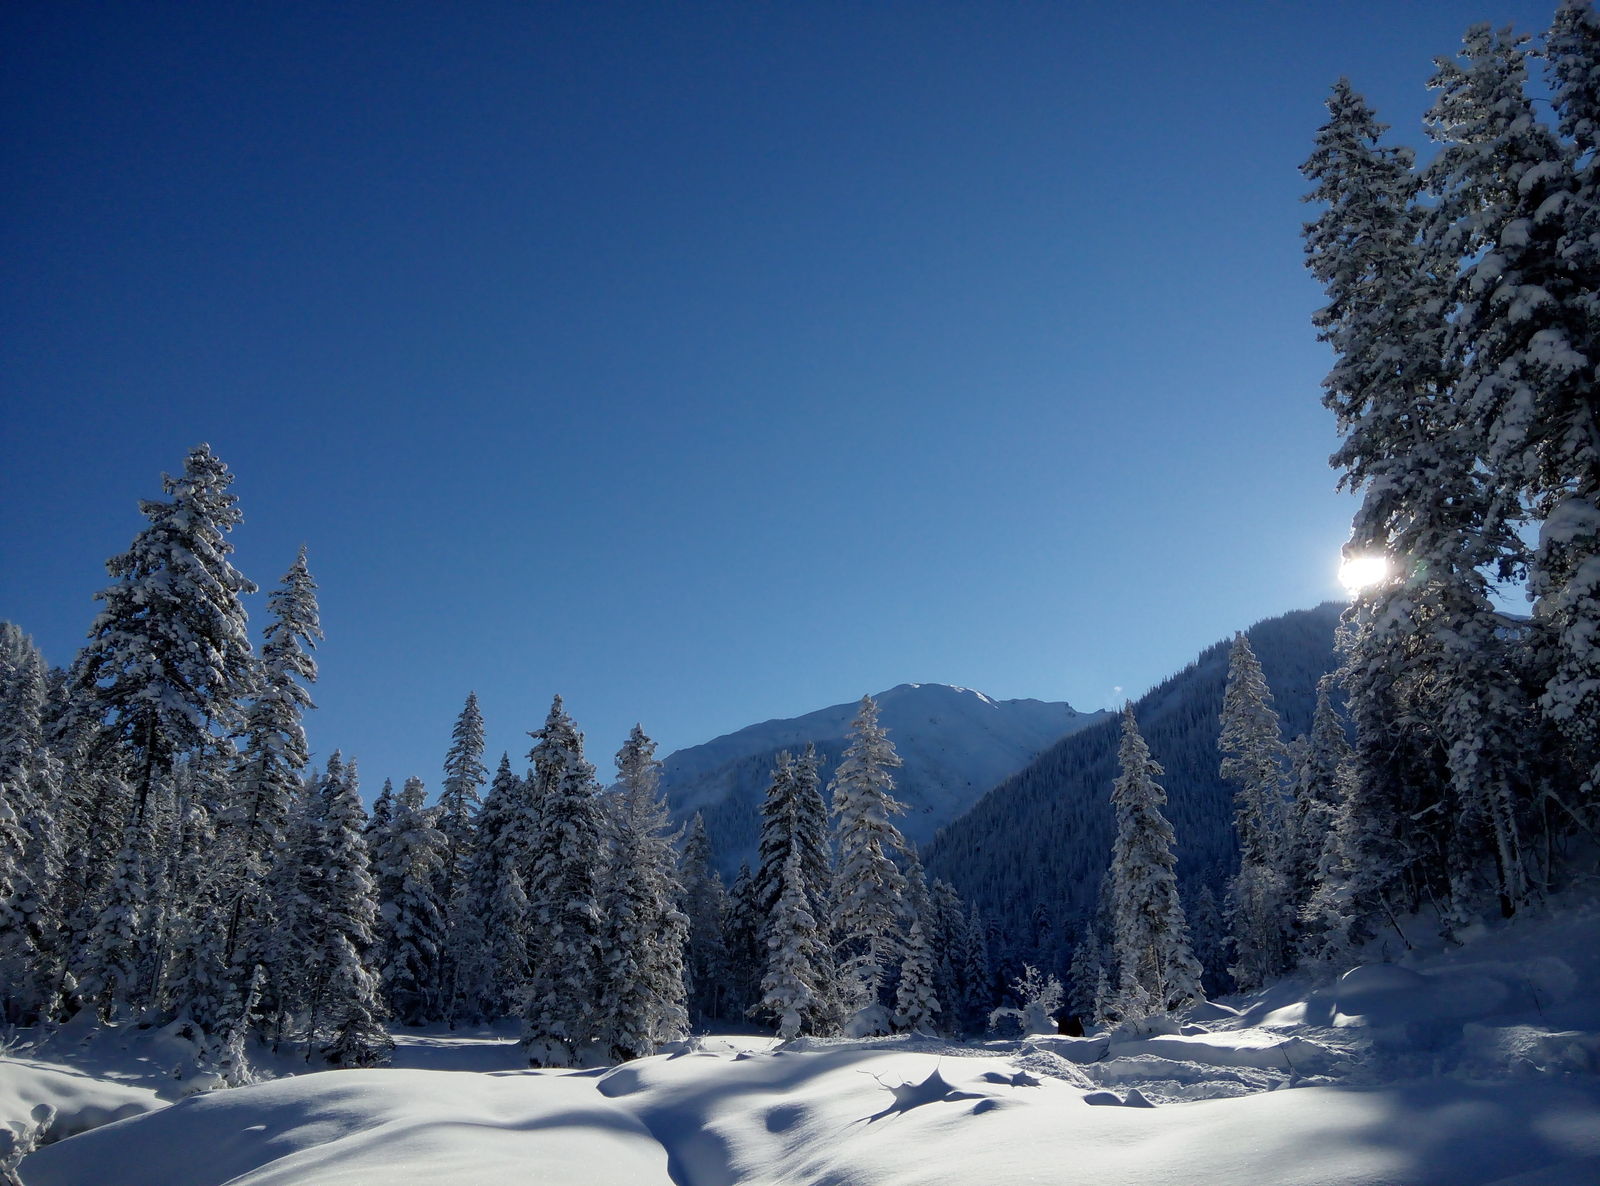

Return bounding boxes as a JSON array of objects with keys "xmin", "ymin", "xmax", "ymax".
[
  {"xmin": 1108, "ymin": 706, "xmax": 1203, "ymax": 1017},
  {"xmin": 73, "ymin": 814, "xmax": 146, "ymax": 1024},
  {"xmin": 300, "ymin": 754, "xmax": 390, "ymax": 1065},
  {"xmin": 599, "ymin": 725, "xmax": 690, "ymax": 1061},
  {"xmin": 960, "ymin": 905, "xmax": 994, "ymax": 1032},
  {"xmin": 721, "ymin": 864, "xmax": 764, "ymax": 1020},
  {"xmin": 222, "ymin": 548, "xmax": 320, "ymax": 984},
  {"xmin": 1303, "ymin": 77, "xmax": 1524, "ymax": 932},
  {"xmin": 928, "ymin": 878, "xmax": 968, "ymax": 1034},
  {"xmin": 76, "ymin": 445, "xmax": 257, "ymax": 823},
  {"xmin": 437, "ymin": 692, "xmax": 487, "ymax": 927},
  {"xmin": 161, "ymin": 798, "xmax": 238, "ymax": 1040},
  {"xmin": 373, "ymin": 776, "xmax": 449, "ymax": 1024},
  {"xmin": 1420, "ymin": 21, "xmax": 1553, "ymax": 918},
  {"xmin": 755, "ymin": 746, "xmax": 831, "ymax": 920},
  {"xmin": 1535, "ymin": 1, "xmax": 1600, "ymax": 826},
  {"xmin": 1218, "ymin": 632, "xmax": 1292, "ymax": 989},
  {"xmin": 1285, "ymin": 681, "xmax": 1354, "ymax": 959},
  {"xmin": 449, "ymin": 755, "xmax": 530, "ymax": 1021},
  {"xmin": 1067, "ymin": 928, "xmax": 1107, "ymax": 1026},
  {"xmin": 829, "ymin": 695, "xmax": 910, "ymax": 1035},
  {"xmin": 522, "ymin": 696, "xmax": 605, "ymax": 1066},
  {"xmin": 0, "ymin": 625, "xmax": 63, "ymax": 1023},
  {"xmin": 893, "ymin": 918, "xmax": 940, "ymax": 1034},
  {"xmin": 679, "ymin": 813, "xmax": 729, "ymax": 1022},
  {"xmin": 758, "ymin": 847, "xmax": 826, "ymax": 1040}
]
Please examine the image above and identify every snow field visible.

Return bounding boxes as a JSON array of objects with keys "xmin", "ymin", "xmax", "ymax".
[
  {"xmin": 11, "ymin": 898, "xmax": 1600, "ymax": 1185},
  {"xmin": 17, "ymin": 1040, "xmax": 1600, "ymax": 1186}
]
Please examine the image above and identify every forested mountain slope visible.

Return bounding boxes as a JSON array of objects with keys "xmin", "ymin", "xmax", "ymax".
[
  {"xmin": 925, "ymin": 603, "xmax": 1343, "ymax": 976},
  {"xmin": 660, "ymin": 683, "xmax": 1106, "ymax": 874}
]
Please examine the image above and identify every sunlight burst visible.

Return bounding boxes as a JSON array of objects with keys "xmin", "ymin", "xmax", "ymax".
[{"xmin": 1338, "ymin": 554, "xmax": 1389, "ymax": 593}]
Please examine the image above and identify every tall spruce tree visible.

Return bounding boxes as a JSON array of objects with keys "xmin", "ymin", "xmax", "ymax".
[
  {"xmin": 679, "ymin": 813, "xmax": 729, "ymax": 1022},
  {"xmin": 1108, "ymin": 706, "xmax": 1203, "ymax": 1017},
  {"xmin": 599, "ymin": 726, "xmax": 690, "ymax": 1061},
  {"xmin": 1533, "ymin": 1, "xmax": 1600, "ymax": 828},
  {"xmin": 1218, "ymin": 632, "xmax": 1293, "ymax": 989},
  {"xmin": 1285, "ymin": 681, "xmax": 1354, "ymax": 960},
  {"xmin": 222, "ymin": 549, "xmax": 320, "ymax": 985},
  {"xmin": 299, "ymin": 754, "xmax": 390, "ymax": 1065},
  {"xmin": 77, "ymin": 445, "xmax": 256, "ymax": 824},
  {"xmin": 829, "ymin": 695, "xmax": 911, "ymax": 1036},
  {"xmin": 449, "ymin": 754, "xmax": 531, "ymax": 1021},
  {"xmin": 373, "ymin": 776, "xmax": 449, "ymax": 1024},
  {"xmin": 1303, "ymin": 78, "xmax": 1510, "ymax": 935},
  {"xmin": 758, "ymin": 846, "xmax": 827, "ymax": 1041},
  {"xmin": 522, "ymin": 696, "xmax": 605, "ymax": 1067},
  {"xmin": 0, "ymin": 625, "xmax": 64, "ymax": 1023},
  {"xmin": 1419, "ymin": 22, "xmax": 1551, "ymax": 919},
  {"xmin": 437, "ymin": 693, "xmax": 487, "ymax": 925}
]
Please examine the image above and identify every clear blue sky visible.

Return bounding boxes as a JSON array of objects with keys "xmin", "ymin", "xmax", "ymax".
[{"xmin": 0, "ymin": 1, "xmax": 1557, "ymax": 793}]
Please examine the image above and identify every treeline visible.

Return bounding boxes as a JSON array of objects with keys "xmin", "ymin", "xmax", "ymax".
[{"xmin": 0, "ymin": 451, "xmax": 999, "ymax": 1082}]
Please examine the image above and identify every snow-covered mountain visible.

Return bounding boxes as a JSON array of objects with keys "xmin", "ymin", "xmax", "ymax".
[{"xmin": 660, "ymin": 683, "xmax": 1107, "ymax": 873}]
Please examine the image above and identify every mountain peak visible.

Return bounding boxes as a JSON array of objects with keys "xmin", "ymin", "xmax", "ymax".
[{"xmin": 659, "ymin": 683, "xmax": 1109, "ymax": 873}]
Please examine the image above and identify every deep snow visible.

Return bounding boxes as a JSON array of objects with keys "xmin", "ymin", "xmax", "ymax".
[{"xmin": 6, "ymin": 897, "xmax": 1599, "ymax": 1186}]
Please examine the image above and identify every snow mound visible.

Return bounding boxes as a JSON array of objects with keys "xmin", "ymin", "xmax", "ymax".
[
  {"xmin": 21, "ymin": 1068, "xmax": 669, "ymax": 1186},
  {"xmin": 33, "ymin": 1053, "xmax": 1600, "ymax": 1186},
  {"xmin": 0, "ymin": 1058, "xmax": 158, "ymax": 1145}
]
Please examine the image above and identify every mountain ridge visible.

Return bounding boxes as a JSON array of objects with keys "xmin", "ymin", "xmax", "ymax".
[{"xmin": 659, "ymin": 682, "xmax": 1108, "ymax": 874}]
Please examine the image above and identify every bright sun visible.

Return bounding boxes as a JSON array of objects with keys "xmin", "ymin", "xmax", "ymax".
[{"xmin": 1338, "ymin": 554, "xmax": 1389, "ymax": 593}]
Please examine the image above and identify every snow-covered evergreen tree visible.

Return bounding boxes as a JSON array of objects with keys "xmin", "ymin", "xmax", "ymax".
[
  {"xmin": 679, "ymin": 813, "xmax": 729, "ymax": 1022},
  {"xmin": 437, "ymin": 693, "xmax": 487, "ymax": 930},
  {"xmin": 758, "ymin": 847, "xmax": 827, "ymax": 1040},
  {"xmin": 373, "ymin": 776, "xmax": 449, "ymax": 1024},
  {"xmin": 449, "ymin": 754, "xmax": 530, "ymax": 1021},
  {"xmin": 960, "ymin": 904, "xmax": 994, "ymax": 1031},
  {"xmin": 722, "ymin": 863, "xmax": 764, "ymax": 1021},
  {"xmin": 599, "ymin": 725, "xmax": 690, "ymax": 1061},
  {"xmin": 73, "ymin": 814, "xmax": 146, "ymax": 1024},
  {"xmin": 1218, "ymin": 632, "xmax": 1292, "ymax": 989},
  {"xmin": 221, "ymin": 548, "xmax": 320, "ymax": 989},
  {"xmin": 755, "ymin": 743, "xmax": 839, "ymax": 1034},
  {"xmin": 928, "ymin": 878, "xmax": 967, "ymax": 1033},
  {"xmin": 0, "ymin": 625, "xmax": 64, "ymax": 1023},
  {"xmin": 366, "ymin": 779, "xmax": 395, "ymax": 850},
  {"xmin": 1532, "ymin": 1, "xmax": 1600, "ymax": 827},
  {"xmin": 1284, "ymin": 680, "xmax": 1353, "ymax": 959},
  {"xmin": 1108, "ymin": 706, "xmax": 1203, "ymax": 1017},
  {"xmin": 755, "ymin": 746, "xmax": 831, "ymax": 922},
  {"xmin": 893, "ymin": 918, "xmax": 939, "ymax": 1034},
  {"xmin": 829, "ymin": 695, "xmax": 910, "ymax": 1035},
  {"xmin": 1419, "ymin": 22, "xmax": 1553, "ymax": 920},
  {"xmin": 1067, "ymin": 928, "xmax": 1107, "ymax": 1026},
  {"xmin": 522, "ymin": 696, "xmax": 605, "ymax": 1066},
  {"xmin": 76, "ymin": 445, "xmax": 257, "ymax": 823},
  {"xmin": 1303, "ymin": 76, "xmax": 1527, "ymax": 933},
  {"xmin": 299, "ymin": 754, "xmax": 390, "ymax": 1065},
  {"xmin": 161, "ymin": 797, "xmax": 238, "ymax": 1041}
]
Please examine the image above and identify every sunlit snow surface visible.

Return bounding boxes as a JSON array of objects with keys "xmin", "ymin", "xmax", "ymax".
[{"xmin": 9, "ymin": 901, "xmax": 1600, "ymax": 1185}]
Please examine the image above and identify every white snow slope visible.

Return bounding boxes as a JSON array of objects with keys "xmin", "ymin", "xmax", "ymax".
[
  {"xmin": 662, "ymin": 682, "xmax": 1106, "ymax": 865},
  {"xmin": 9, "ymin": 898, "xmax": 1600, "ymax": 1186}
]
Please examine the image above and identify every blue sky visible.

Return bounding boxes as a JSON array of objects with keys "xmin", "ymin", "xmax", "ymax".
[{"xmin": 1, "ymin": 1, "xmax": 1558, "ymax": 792}]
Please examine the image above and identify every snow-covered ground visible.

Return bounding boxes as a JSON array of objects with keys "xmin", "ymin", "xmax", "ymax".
[{"xmin": 7, "ymin": 898, "xmax": 1600, "ymax": 1185}]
